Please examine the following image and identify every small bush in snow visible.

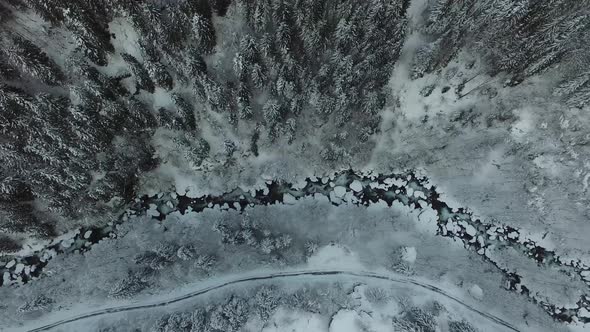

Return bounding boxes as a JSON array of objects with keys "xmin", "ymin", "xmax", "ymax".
[
  {"xmin": 402, "ymin": 307, "xmax": 437, "ymax": 332},
  {"xmin": 392, "ymin": 317, "xmax": 422, "ymax": 332},
  {"xmin": 166, "ymin": 312, "xmax": 193, "ymax": 332},
  {"xmin": 193, "ymin": 254, "xmax": 216, "ymax": 271},
  {"xmin": 153, "ymin": 243, "xmax": 178, "ymax": 260},
  {"xmin": 448, "ymin": 320, "xmax": 479, "ymax": 332},
  {"xmin": 17, "ymin": 295, "xmax": 54, "ymax": 313},
  {"xmin": 427, "ymin": 300, "xmax": 446, "ymax": 316},
  {"xmin": 191, "ymin": 308, "xmax": 210, "ymax": 332},
  {"xmin": 176, "ymin": 245, "xmax": 198, "ymax": 260},
  {"xmin": 108, "ymin": 272, "xmax": 149, "ymax": 299},
  {"xmin": 134, "ymin": 252, "xmax": 171, "ymax": 270},
  {"xmin": 391, "ymin": 261, "xmax": 415, "ymax": 276},
  {"xmin": 287, "ymin": 288, "xmax": 321, "ymax": 313},
  {"xmin": 259, "ymin": 237, "xmax": 275, "ymax": 254},
  {"xmin": 209, "ymin": 296, "xmax": 249, "ymax": 332},
  {"xmin": 305, "ymin": 241, "xmax": 319, "ymax": 255},
  {"xmin": 251, "ymin": 286, "xmax": 281, "ymax": 321},
  {"xmin": 364, "ymin": 286, "xmax": 389, "ymax": 305}
]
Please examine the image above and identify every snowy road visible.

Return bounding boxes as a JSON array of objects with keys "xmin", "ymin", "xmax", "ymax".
[
  {"xmin": 3, "ymin": 169, "xmax": 590, "ymax": 325},
  {"xmin": 21, "ymin": 269, "xmax": 519, "ymax": 332}
]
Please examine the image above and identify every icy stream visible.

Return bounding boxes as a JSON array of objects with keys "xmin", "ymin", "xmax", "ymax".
[{"xmin": 1, "ymin": 169, "xmax": 589, "ymax": 324}]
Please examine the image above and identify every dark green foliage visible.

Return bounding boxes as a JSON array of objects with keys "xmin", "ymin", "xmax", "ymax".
[
  {"xmin": 214, "ymin": 0, "xmax": 411, "ymax": 147},
  {"xmin": 0, "ymin": 54, "xmax": 19, "ymax": 80},
  {"xmin": 251, "ymin": 285, "xmax": 281, "ymax": 321},
  {"xmin": 173, "ymin": 93, "xmax": 197, "ymax": 130},
  {"xmin": 17, "ymin": 294, "xmax": 54, "ymax": 313},
  {"xmin": 121, "ymin": 53, "xmax": 155, "ymax": 93},
  {"xmin": 212, "ymin": 0, "xmax": 232, "ymax": 16},
  {"xmin": 146, "ymin": 59, "xmax": 174, "ymax": 90},
  {"xmin": 108, "ymin": 271, "xmax": 150, "ymax": 299},
  {"xmin": 66, "ymin": 10, "xmax": 113, "ymax": 66},
  {"xmin": 177, "ymin": 134, "xmax": 210, "ymax": 166},
  {"xmin": 392, "ymin": 306, "xmax": 439, "ymax": 332},
  {"xmin": 0, "ymin": 2, "xmax": 12, "ymax": 23},
  {"xmin": 3, "ymin": 35, "xmax": 63, "ymax": 85},
  {"xmin": 209, "ymin": 296, "xmax": 249, "ymax": 332},
  {"xmin": 126, "ymin": 98, "xmax": 158, "ymax": 130},
  {"xmin": 158, "ymin": 107, "xmax": 185, "ymax": 130},
  {"xmin": 250, "ymin": 128, "xmax": 259, "ymax": 156},
  {"xmin": 187, "ymin": 53, "xmax": 208, "ymax": 78},
  {"xmin": 22, "ymin": 0, "xmax": 65, "ymax": 24},
  {"xmin": 420, "ymin": 0, "xmax": 590, "ymax": 82},
  {"xmin": 0, "ymin": 202, "xmax": 55, "ymax": 237},
  {"xmin": 21, "ymin": 0, "xmax": 114, "ymax": 65},
  {"xmin": 0, "ymin": 61, "xmax": 157, "ymax": 239},
  {"xmin": 449, "ymin": 320, "xmax": 479, "ymax": 332},
  {"xmin": 1, "ymin": 0, "xmax": 583, "ymax": 249}
]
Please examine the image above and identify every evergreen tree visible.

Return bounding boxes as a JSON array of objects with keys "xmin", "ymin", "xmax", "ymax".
[
  {"xmin": 145, "ymin": 58, "xmax": 174, "ymax": 90},
  {"xmin": 191, "ymin": 13, "xmax": 216, "ymax": 54},
  {"xmin": 209, "ymin": 296, "xmax": 249, "ymax": 332},
  {"xmin": 172, "ymin": 93, "xmax": 197, "ymax": 130},
  {"xmin": 64, "ymin": 8, "xmax": 113, "ymax": 66},
  {"xmin": 121, "ymin": 53, "xmax": 155, "ymax": 93},
  {"xmin": 0, "ymin": 54, "xmax": 18, "ymax": 80},
  {"xmin": 3, "ymin": 35, "xmax": 63, "ymax": 85},
  {"xmin": 108, "ymin": 272, "xmax": 149, "ymax": 299},
  {"xmin": 190, "ymin": 309, "xmax": 209, "ymax": 332}
]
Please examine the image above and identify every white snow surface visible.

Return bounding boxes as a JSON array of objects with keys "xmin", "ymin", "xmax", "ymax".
[{"xmin": 349, "ymin": 180, "xmax": 363, "ymax": 192}]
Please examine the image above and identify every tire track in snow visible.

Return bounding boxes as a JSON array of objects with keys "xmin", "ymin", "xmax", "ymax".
[
  {"xmin": 2, "ymin": 169, "xmax": 589, "ymax": 324},
  {"xmin": 21, "ymin": 269, "xmax": 519, "ymax": 332}
]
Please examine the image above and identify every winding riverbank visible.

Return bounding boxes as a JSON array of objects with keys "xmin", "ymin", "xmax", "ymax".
[{"xmin": 2, "ymin": 169, "xmax": 589, "ymax": 324}]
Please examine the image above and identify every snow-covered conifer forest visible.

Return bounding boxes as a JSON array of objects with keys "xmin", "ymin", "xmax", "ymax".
[{"xmin": 1, "ymin": 0, "xmax": 590, "ymax": 331}]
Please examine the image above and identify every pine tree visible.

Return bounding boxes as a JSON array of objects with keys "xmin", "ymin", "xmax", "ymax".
[
  {"xmin": 162, "ymin": 7, "xmax": 192, "ymax": 51},
  {"xmin": 263, "ymin": 98, "xmax": 281, "ymax": 124},
  {"xmin": 176, "ymin": 245, "xmax": 198, "ymax": 260},
  {"xmin": 0, "ymin": 54, "xmax": 18, "ymax": 80},
  {"xmin": 448, "ymin": 320, "xmax": 478, "ymax": 332},
  {"xmin": 193, "ymin": 254, "xmax": 216, "ymax": 270},
  {"xmin": 209, "ymin": 296, "xmax": 249, "ymax": 332},
  {"xmin": 186, "ymin": 53, "xmax": 208, "ymax": 79},
  {"xmin": 64, "ymin": 8, "xmax": 113, "ymax": 66},
  {"xmin": 165, "ymin": 312, "xmax": 193, "ymax": 332},
  {"xmin": 4, "ymin": 34, "xmax": 64, "ymax": 85},
  {"xmin": 411, "ymin": 40, "xmax": 441, "ymax": 79},
  {"xmin": 566, "ymin": 86, "xmax": 590, "ymax": 108},
  {"xmin": 121, "ymin": 53, "xmax": 155, "ymax": 93},
  {"xmin": 191, "ymin": 309, "xmax": 210, "ymax": 332},
  {"xmin": 554, "ymin": 73, "xmax": 590, "ymax": 97},
  {"xmin": 145, "ymin": 59, "xmax": 174, "ymax": 90},
  {"xmin": 0, "ymin": 234, "xmax": 21, "ymax": 253},
  {"xmin": 191, "ymin": 14, "xmax": 216, "ymax": 54},
  {"xmin": 22, "ymin": 0, "xmax": 64, "ymax": 24},
  {"xmin": 17, "ymin": 295, "xmax": 54, "ymax": 313},
  {"xmin": 212, "ymin": 0, "xmax": 232, "ymax": 17},
  {"xmin": 252, "ymin": 286, "xmax": 280, "ymax": 321},
  {"xmin": 172, "ymin": 93, "xmax": 197, "ymax": 130},
  {"xmin": 126, "ymin": 98, "xmax": 158, "ymax": 130}
]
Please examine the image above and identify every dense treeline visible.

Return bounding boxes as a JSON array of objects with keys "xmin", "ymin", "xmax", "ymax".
[
  {"xmin": 0, "ymin": 0, "xmax": 410, "ymax": 243},
  {"xmin": 0, "ymin": 0, "xmax": 588, "ymax": 245},
  {"xmin": 414, "ymin": 0, "xmax": 590, "ymax": 96}
]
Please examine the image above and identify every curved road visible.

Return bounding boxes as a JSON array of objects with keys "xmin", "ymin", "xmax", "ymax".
[{"xmin": 22, "ymin": 269, "xmax": 520, "ymax": 332}]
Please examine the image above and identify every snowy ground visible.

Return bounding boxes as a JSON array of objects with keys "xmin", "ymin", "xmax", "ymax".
[
  {"xmin": 1, "ymin": 1, "xmax": 589, "ymax": 331},
  {"xmin": 19, "ymin": 271, "xmax": 517, "ymax": 332},
  {"xmin": 0, "ymin": 183, "xmax": 572, "ymax": 331}
]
